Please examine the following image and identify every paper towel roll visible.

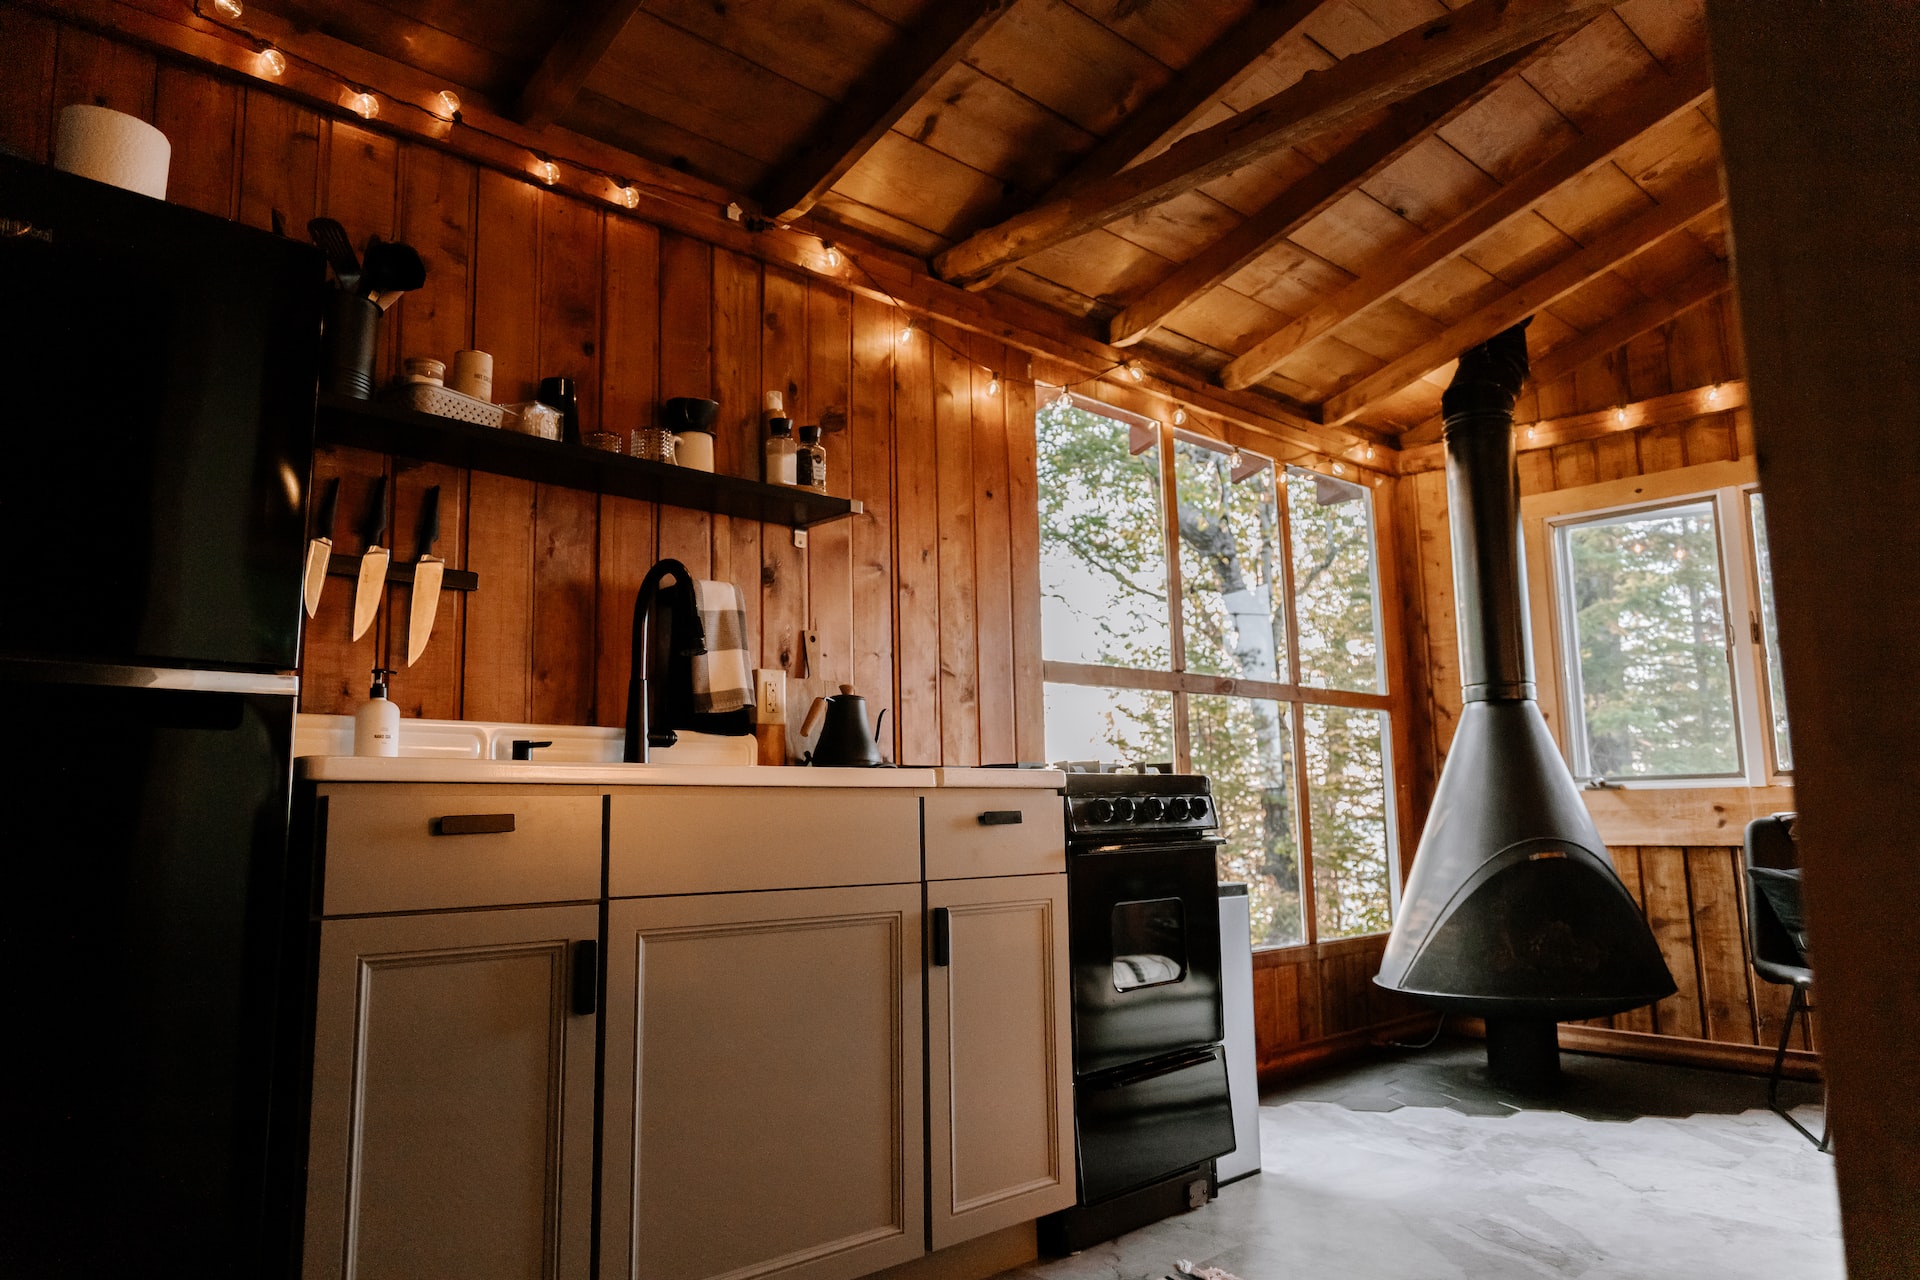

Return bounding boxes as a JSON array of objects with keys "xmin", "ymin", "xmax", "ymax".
[{"xmin": 54, "ymin": 104, "xmax": 170, "ymax": 200}]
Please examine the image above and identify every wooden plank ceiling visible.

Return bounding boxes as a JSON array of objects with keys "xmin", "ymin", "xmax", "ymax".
[{"xmin": 258, "ymin": 0, "xmax": 1726, "ymax": 440}]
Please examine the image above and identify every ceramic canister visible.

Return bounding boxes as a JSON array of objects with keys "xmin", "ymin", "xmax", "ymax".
[{"xmin": 448, "ymin": 349, "xmax": 494, "ymax": 402}]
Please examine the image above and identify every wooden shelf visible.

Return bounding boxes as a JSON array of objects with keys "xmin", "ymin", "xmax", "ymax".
[{"xmin": 315, "ymin": 393, "xmax": 862, "ymax": 529}]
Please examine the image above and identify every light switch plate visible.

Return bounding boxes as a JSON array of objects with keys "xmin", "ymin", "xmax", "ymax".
[{"xmin": 755, "ymin": 668, "xmax": 787, "ymax": 723}]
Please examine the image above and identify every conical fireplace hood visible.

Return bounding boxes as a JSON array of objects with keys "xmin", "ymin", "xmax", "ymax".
[{"xmin": 1376, "ymin": 322, "xmax": 1672, "ymax": 1084}]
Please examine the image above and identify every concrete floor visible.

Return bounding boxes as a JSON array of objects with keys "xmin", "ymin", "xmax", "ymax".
[{"xmin": 1003, "ymin": 1042, "xmax": 1842, "ymax": 1280}]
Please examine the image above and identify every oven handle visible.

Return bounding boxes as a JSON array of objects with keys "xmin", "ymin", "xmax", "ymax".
[
  {"xmin": 1073, "ymin": 835, "xmax": 1226, "ymax": 856},
  {"xmin": 1083, "ymin": 1046, "xmax": 1220, "ymax": 1091}
]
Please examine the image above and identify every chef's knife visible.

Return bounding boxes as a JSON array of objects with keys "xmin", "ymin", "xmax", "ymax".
[
  {"xmin": 406, "ymin": 486, "xmax": 445, "ymax": 667},
  {"xmin": 303, "ymin": 476, "xmax": 340, "ymax": 618},
  {"xmin": 351, "ymin": 476, "xmax": 389, "ymax": 642}
]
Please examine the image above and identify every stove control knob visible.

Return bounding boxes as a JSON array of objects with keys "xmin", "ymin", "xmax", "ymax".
[
  {"xmin": 1136, "ymin": 796, "xmax": 1166, "ymax": 823},
  {"xmin": 1110, "ymin": 796, "xmax": 1135, "ymax": 823},
  {"xmin": 1189, "ymin": 795, "xmax": 1211, "ymax": 824},
  {"xmin": 1164, "ymin": 796, "xmax": 1192, "ymax": 821},
  {"xmin": 1086, "ymin": 798, "xmax": 1114, "ymax": 824}
]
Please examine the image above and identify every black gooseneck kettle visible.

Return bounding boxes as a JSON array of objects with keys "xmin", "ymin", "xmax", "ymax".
[{"xmin": 800, "ymin": 684, "xmax": 890, "ymax": 768}]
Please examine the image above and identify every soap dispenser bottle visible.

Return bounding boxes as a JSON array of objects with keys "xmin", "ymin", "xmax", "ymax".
[{"xmin": 354, "ymin": 667, "xmax": 400, "ymax": 757}]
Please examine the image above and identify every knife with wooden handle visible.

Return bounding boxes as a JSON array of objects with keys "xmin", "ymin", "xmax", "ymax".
[
  {"xmin": 302, "ymin": 476, "xmax": 339, "ymax": 618},
  {"xmin": 406, "ymin": 486, "xmax": 445, "ymax": 667},
  {"xmin": 351, "ymin": 475, "xmax": 389, "ymax": 642}
]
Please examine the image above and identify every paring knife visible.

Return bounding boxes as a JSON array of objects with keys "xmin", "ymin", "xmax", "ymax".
[
  {"xmin": 351, "ymin": 475, "xmax": 389, "ymax": 642},
  {"xmin": 406, "ymin": 486, "xmax": 445, "ymax": 667},
  {"xmin": 303, "ymin": 476, "xmax": 340, "ymax": 618}
]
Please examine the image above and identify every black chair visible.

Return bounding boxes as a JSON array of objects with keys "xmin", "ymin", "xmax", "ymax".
[{"xmin": 1742, "ymin": 812, "xmax": 1828, "ymax": 1150}]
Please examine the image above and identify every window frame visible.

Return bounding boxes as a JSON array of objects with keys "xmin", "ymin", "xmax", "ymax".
[
  {"xmin": 1035, "ymin": 391, "xmax": 1403, "ymax": 950},
  {"xmin": 1522, "ymin": 456, "xmax": 1791, "ymax": 789}
]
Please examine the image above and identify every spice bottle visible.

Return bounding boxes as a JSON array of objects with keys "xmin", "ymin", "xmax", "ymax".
[
  {"xmin": 765, "ymin": 416, "xmax": 797, "ymax": 485},
  {"xmin": 796, "ymin": 423, "xmax": 826, "ymax": 493}
]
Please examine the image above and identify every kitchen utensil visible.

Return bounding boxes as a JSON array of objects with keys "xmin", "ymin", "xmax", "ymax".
[
  {"xmin": 351, "ymin": 475, "xmax": 389, "ymax": 642},
  {"xmin": 538, "ymin": 376, "xmax": 580, "ymax": 443},
  {"xmin": 307, "ymin": 217, "xmax": 360, "ymax": 292},
  {"xmin": 406, "ymin": 485, "xmax": 444, "ymax": 667},
  {"xmin": 800, "ymin": 684, "xmax": 889, "ymax": 768},
  {"xmin": 303, "ymin": 476, "xmax": 339, "ymax": 618},
  {"xmin": 360, "ymin": 235, "xmax": 426, "ymax": 298},
  {"xmin": 320, "ymin": 290, "xmax": 381, "ymax": 399},
  {"xmin": 631, "ymin": 427, "xmax": 676, "ymax": 462},
  {"xmin": 448, "ymin": 349, "xmax": 493, "ymax": 401}
]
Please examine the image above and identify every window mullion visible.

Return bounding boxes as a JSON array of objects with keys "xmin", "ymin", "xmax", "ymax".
[
  {"xmin": 1718, "ymin": 487, "xmax": 1770, "ymax": 785},
  {"xmin": 1159, "ymin": 419, "xmax": 1190, "ymax": 769}
]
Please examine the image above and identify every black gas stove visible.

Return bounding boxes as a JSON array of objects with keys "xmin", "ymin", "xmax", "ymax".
[{"xmin": 1040, "ymin": 767, "xmax": 1236, "ymax": 1254}]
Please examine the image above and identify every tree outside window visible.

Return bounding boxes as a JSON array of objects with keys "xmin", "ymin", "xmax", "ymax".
[{"xmin": 1037, "ymin": 396, "xmax": 1398, "ymax": 949}]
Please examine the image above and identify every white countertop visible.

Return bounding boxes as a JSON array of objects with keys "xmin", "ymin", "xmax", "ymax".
[
  {"xmin": 298, "ymin": 757, "xmax": 1061, "ymax": 788},
  {"xmin": 293, "ymin": 714, "xmax": 1063, "ymax": 788}
]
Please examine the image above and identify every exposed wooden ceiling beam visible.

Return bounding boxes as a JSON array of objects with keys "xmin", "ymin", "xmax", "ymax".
[
  {"xmin": 1397, "ymin": 378, "xmax": 1749, "ymax": 473},
  {"xmin": 755, "ymin": 0, "xmax": 1014, "ymax": 222},
  {"xmin": 1397, "ymin": 260, "xmax": 1735, "ymax": 447},
  {"xmin": 931, "ymin": 0, "xmax": 1614, "ymax": 288},
  {"xmin": 1321, "ymin": 170, "xmax": 1727, "ymax": 426},
  {"xmin": 512, "ymin": 0, "xmax": 649, "ymax": 130},
  {"xmin": 1107, "ymin": 42, "xmax": 1544, "ymax": 349},
  {"xmin": 1049, "ymin": 0, "xmax": 1332, "ymax": 197},
  {"xmin": 1219, "ymin": 54, "xmax": 1714, "ymax": 391}
]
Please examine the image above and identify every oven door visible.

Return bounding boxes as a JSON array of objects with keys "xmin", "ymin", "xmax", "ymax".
[
  {"xmin": 1068, "ymin": 838, "xmax": 1225, "ymax": 1077},
  {"xmin": 1075, "ymin": 1046, "xmax": 1236, "ymax": 1204}
]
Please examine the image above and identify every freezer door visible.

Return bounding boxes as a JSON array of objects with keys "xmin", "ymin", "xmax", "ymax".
[{"xmin": 0, "ymin": 673, "xmax": 303, "ymax": 1278}]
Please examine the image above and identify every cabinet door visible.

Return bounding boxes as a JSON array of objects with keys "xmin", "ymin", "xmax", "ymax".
[
  {"xmin": 927, "ymin": 874, "xmax": 1076, "ymax": 1249},
  {"xmin": 304, "ymin": 904, "xmax": 599, "ymax": 1280},
  {"xmin": 602, "ymin": 885, "xmax": 924, "ymax": 1280}
]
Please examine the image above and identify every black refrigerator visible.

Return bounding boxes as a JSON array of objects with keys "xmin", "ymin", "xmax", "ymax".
[{"xmin": 0, "ymin": 155, "xmax": 323, "ymax": 1277}]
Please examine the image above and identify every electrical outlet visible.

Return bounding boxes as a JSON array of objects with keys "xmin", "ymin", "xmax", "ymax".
[{"xmin": 755, "ymin": 668, "xmax": 787, "ymax": 723}]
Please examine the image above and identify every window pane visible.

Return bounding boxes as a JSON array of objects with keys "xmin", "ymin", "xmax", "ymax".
[
  {"xmin": 1748, "ymin": 493, "xmax": 1794, "ymax": 772},
  {"xmin": 1043, "ymin": 683, "xmax": 1173, "ymax": 769},
  {"xmin": 1174, "ymin": 439, "xmax": 1285, "ymax": 681},
  {"xmin": 1305, "ymin": 706, "xmax": 1395, "ymax": 940},
  {"xmin": 1037, "ymin": 401, "xmax": 1170, "ymax": 669},
  {"xmin": 1285, "ymin": 468, "xmax": 1384, "ymax": 692},
  {"xmin": 1558, "ymin": 501, "xmax": 1741, "ymax": 778},
  {"xmin": 1191, "ymin": 695, "xmax": 1303, "ymax": 948}
]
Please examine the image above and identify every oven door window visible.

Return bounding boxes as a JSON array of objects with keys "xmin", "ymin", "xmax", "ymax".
[{"xmin": 1111, "ymin": 898, "xmax": 1188, "ymax": 991}]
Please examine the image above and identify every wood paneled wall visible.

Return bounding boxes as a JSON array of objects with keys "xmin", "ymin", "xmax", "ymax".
[
  {"xmin": 5, "ymin": 12, "xmax": 1043, "ymax": 766},
  {"xmin": 1253, "ymin": 936, "xmax": 1429, "ymax": 1077}
]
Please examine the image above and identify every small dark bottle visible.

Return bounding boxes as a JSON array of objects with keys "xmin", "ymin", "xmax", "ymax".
[{"xmin": 796, "ymin": 423, "xmax": 827, "ymax": 493}]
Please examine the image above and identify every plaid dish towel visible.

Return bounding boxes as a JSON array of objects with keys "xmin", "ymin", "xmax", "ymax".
[{"xmin": 690, "ymin": 578, "xmax": 753, "ymax": 715}]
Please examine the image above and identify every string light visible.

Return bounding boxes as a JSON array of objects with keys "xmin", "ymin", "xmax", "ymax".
[
  {"xmin": 1332, "ymin": 462, "xmax": 1347, "ymax": 476},
  {"xmin": 1526, "ymin": 426, "xmax": 1537, "ymax": 441},
  {"xmin": 534, "ymin": 158, "xmax": 560, "ymax": 185},
  {"xmin": 1707, "ymin": 383, "xmax": 1721, "ymax": 404},
  {"xmin": 1614, "ymin": 406, "xmax": 1628, "ymax": 426},
  {"xmin": 211, "ymin": 0, "xmax": 243, "ymax": 17},
  {"xmin": 1365, "ymin": 444, "xmax": 1375, "ymax": 461},
  {"xmin": 1058, "ymin": 388, "xmax": 1073, "ymax": 408},
  {"xmin": 1172, "ymin": 407, "xmax": 1187, "ymax": 426},
  {"xmin": 1125, "ymin": 361, "xmax": 1146, "ymax": 383},
  {"xmin": 347, "ymin": 90, "xmax": 378, "ymax": 119},
  {"xmin": 256, "ymin": 46, "xmax": 286, "ymax": 76},
  {"xmin": 822, "ymin": 241, "xmax": 841, "ymax": 269},
  {"xmin": 898, "ymin": 320, "xmax": 914, "ymax": 345},
  {"xmin": 1228, "ymin": 447, "xmax": 1243, "ymax": 470},
  {"xmin": 987, "ymin": 371, "xmax": 1001, "ymax": 397},
  {"xmin": 434, "ymin": 90, "xmax": 461, "ymax": 121}
]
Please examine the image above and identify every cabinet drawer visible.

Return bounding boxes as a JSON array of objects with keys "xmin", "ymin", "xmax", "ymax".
[
  {"xmin": 608, "ymin": 788, "xmax": 920, "ymax": 897},
  {"xmin": 320, "ymin": 787, "xmax": 602, "ymax": 915},
  {"xmin": 921, "ymin": 790, "xmax": 1064, "ymax": 880}
]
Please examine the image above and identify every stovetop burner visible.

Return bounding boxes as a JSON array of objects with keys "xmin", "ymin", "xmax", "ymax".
[{"xmin": 1052, "ymin": 759, "xmax": 1174, "ymax": 775}]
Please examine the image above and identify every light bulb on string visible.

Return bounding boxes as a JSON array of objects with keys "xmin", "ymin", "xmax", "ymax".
[
  {"xmin": 986, "ymin": 371, "xmax": 1001, "ymax": 397},
  {"xmin": 1125, "ymin": 361, "xmax": 1145, "ymax": 383},
  {"xmin": 616, "ymin": 183, "xmax": 640, "ymax": 209},
  {"xmin": 434, "ymin": 90, "xmax": 461, "ymax": 121},
  {"xmin": 1614, "ymin": 406, "xmax": 1628, "ymax": 426},
  {"xmin": 256, "ymin": 46, "xmax": 286, "ymax": 77},
  {"xmin": 822, "ymin": 241, "xmax": 841, "ymax": 269},
  {"xmin": 1172, "ymin": 407, "xmax": 1187, "ymax": 426},
  {"xmin": 1707, "ymin": 383, "xmax": 1721, "ymax": 404},
  {"xmin": 534, "ymin": 158, "xmax": 560, "ymax": 185},
  {"xmin": 898, "ymin": 320, "xmax": 914, "ymax": 345},
  {"xmin": 1228, "ymin": 447, "xmax": 1243, "ymax": 470},
  {"xmin": 1059, "ymin": 388, "xmax": 1074, "ymax": 409},
  {"xmin": 1332, "ymin": 462, "xmax": 1347, "ymax": 476},
  {"xmin": 211, "ymin": 0, "xmax": 243, "ymax": 18},
  {"xmin": 348, "ymin": 90, "xmax": 378, "ymax": 120}
]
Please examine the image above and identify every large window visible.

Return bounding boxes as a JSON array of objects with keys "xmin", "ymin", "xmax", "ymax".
[
  {"xmin": 1038, "ymin": 395, "xmax": 1398, "ymax": 949},
  {"xmin": 1529, "ymin": 461, "xmax": 1792, "ymax": 785}
]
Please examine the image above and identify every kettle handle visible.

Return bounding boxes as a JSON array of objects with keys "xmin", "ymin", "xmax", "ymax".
[{"xmin": 800, "ymin": 695, "xmax": 829, "ymax": 739}]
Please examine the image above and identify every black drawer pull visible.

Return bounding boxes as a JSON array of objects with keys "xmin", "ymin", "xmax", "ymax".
[
  {"xmin": 571, "ymin": 939, "xmax": 598, "ymax": 1016},
  {"xmin": 431, "ymin": 813, "xmax": 516, "ymax": 836},
  {"xmin": 930, "ymin": 907, "xmax": 951, "ymax": 967},
  {"xmin": 977, "ymin": 810, "xmax": 1024, "ymax": 826}
]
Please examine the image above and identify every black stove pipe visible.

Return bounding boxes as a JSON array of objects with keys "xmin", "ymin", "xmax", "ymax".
[{"xmin": 1441, "ymin": 321, "xmax": 1535, "ymax": 705}]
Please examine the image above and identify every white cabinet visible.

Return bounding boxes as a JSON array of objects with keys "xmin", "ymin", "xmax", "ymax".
[
  {"xmin": 926, "ymin": 874, "xmax": 1076, "ymax": 1247},
  {"xmin": 303, "ymin": 903, "xmax": 599, "ymax": 1280},
  {"xmin": 600, "ymin": 885, "xmax": 925, "ymax": 1280}
]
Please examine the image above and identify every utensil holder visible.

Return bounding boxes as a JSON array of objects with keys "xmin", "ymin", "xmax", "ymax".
[{"xmin": 321, "ymin": 291, "xmax": 381, "ymax": 399}]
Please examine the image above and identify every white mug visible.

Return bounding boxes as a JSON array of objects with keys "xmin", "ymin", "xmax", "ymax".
[
  {"xmin": 674, "ymin": 430, "xmax": 714, "ymax": 472},
  {"xmin": 448, "ymin": 349, "xmax": 494, "ymax": 402}
]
